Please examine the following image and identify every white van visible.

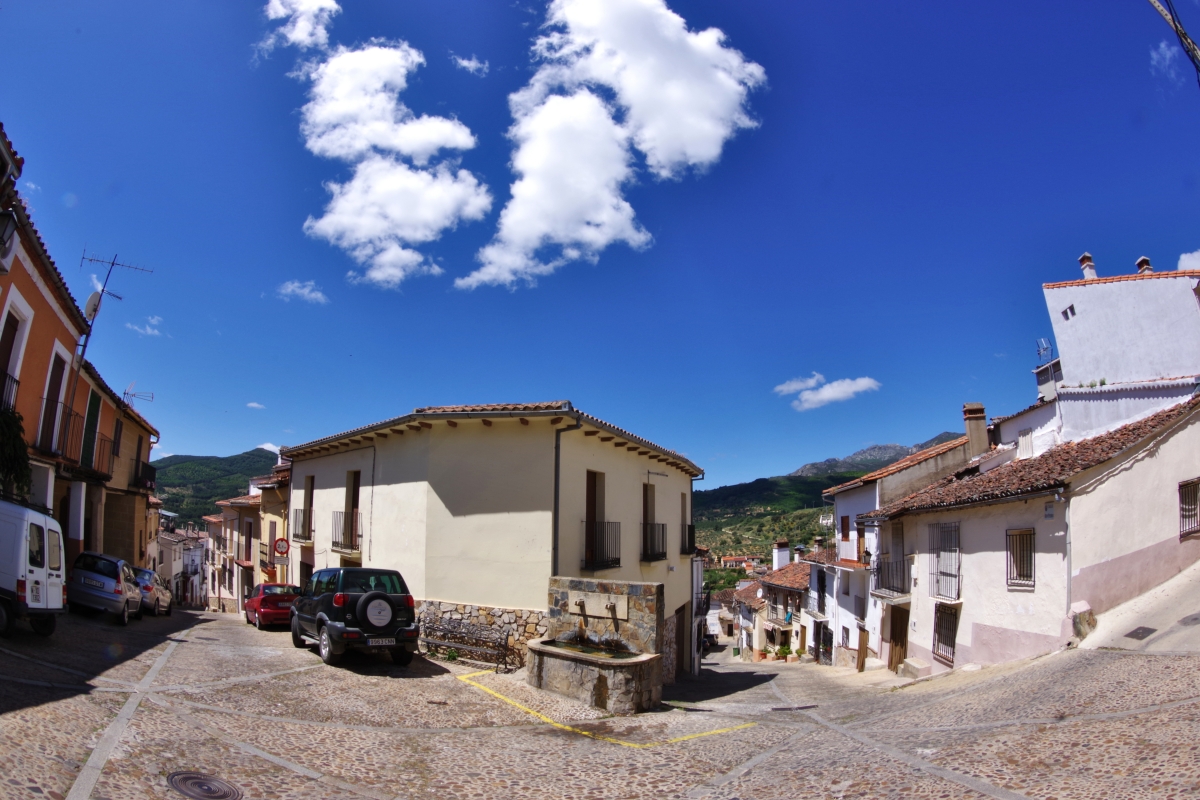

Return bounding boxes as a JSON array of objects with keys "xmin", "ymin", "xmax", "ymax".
[{"xmin": 0, "ymin": 497, "xmax": 66, "ymax": 636}]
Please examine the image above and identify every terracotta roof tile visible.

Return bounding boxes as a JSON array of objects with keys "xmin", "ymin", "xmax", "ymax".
[
  {"xmin": 216, "ymin": 494, "xmax": 261, "ymax": 507},
  {"xmin": 823, "ymin": 436, "xmax": 969, "ymax": 496},
  {"xmin": 991, "ymin": 398, "xmax": 1053, "ymax": 425},
  {"xmin": 733, "ymin": 580, "xmax": 765, "ymax": 610},
  {"xmin": 1043, "ymin": 270, "xmax": 1200, "ymax": 289},
  {"xmin": 413, "ymin": 401, "xmax": 571, "ymax": 413},
  {"xmin": 760, "ymin": 561, "xmax": 810, "ymax": 591},
  {"xmin": 865, "ymin": 397, "xmax": 1200, "ymax": 519}
]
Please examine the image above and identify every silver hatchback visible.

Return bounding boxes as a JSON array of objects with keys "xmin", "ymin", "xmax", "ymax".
[
  {"xmin": 67, "ymin": 552, "xmax": 143, "ymax": 625},
  {"xmin": 133, "ymin": 568, "xmax": 173, "ymax": 616}
]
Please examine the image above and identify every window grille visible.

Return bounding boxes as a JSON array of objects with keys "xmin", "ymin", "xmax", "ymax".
[
  {"xmin": 933, "ymin": 603, "xmax": 959, "ymax": 666},
  {"xmin": 1182, "ymin": 480, "xmax": 1200, "ymax": 539},
  {"xmin": 928, "ymin": 522, "xmax": 961, "ymax": 600},
  {"xmin": 1006, "ymin": 529, "xmax": 1035, "ymax": 587}
]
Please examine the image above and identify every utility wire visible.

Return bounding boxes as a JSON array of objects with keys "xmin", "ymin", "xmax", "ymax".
[{"xmin": 1149, "ymin": 0, "xmax": 1200, "ymax": 89}]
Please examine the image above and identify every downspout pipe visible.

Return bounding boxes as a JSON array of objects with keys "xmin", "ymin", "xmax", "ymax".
[{"xmin": 552, "ymin": 413, "xmax": 584, "ymax": 576}]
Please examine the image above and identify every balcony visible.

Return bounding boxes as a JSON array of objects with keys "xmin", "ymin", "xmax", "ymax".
[
  {"xmin": 291, "ymin": 508, "xmax": 313, "ymax": 543},
  {"xmin": 805, "ymin": 587, "xmax": 827, "ymax": 620},
  {"xmin": 130, "ymin": 460, "xmax": 156, "ymax": 491},
  {"xmin": 81, "ymin": 433, "xmax": 114, "ymax": 477},
  {"xmin": 332, "ymin": 509, "xmax": 361, "ymax": 553},
  {"xmin": 680, "ymin": 523, "xmax": 696, "ymax": 555},
  {"xmin": 582, "ymin": 520, "xmax": 621, "ymax": 571},
  {"xmin": 0, "ymin": 372, "xmax": 17, "ymax": 412},
  {"xmin": 36, "ymin": 400, "xmax": 84, "ymax": 462},
  {"xmin": 871, "ymin": 557, "xmax": 912, "ymax": 603},
  {"xmin": 641, "ymin": 522, "xmax": 667, "ymax": 562}
]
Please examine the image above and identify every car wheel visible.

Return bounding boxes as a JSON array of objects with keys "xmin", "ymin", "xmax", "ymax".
[
  {"xmin": 390, "ymin": 647, "xmax": 414, "ymax": 666},
  {"xmin": 116, "ymin": 603, "xmax": 129, "ymax": 626},
  {"xmin": 290, "ymin": 615, "xmax": 307, "ymax": 649},
  {"xmin": 30, "ymin": 615, "xmax": 56, "ymax": 637},
  {"xmin": 318, "ymin": 626, "xmax": 343, "ymax": 665},
  {"xmin": 153, "ymin": 600, "xmax": 160, "ymax": 617},
  {"xmin": 0, "ymin": 602, "xmax": 12, "ymax": 638},
  {"xmin": 255, "ymin": 613, "xmax": 264, "ymax": 631},
  {"xmin": 164, "ymin": 600, "xmax": 172, "ymax": 616}
]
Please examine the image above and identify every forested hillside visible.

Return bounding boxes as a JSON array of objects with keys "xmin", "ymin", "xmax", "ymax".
[{"xmin": 152, "ymin": 448, "xmax": 277, "ymax": 524}]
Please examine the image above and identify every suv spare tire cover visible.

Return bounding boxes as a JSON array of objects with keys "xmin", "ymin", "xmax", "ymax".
[{"xmin": 357, "ymin": 591, "xmax": 395, "ymax": 629}]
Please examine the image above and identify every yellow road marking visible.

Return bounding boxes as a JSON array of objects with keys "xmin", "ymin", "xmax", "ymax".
[{"xmin": 455, "ymin": 670, "xmax": 756, "ymax": 748}]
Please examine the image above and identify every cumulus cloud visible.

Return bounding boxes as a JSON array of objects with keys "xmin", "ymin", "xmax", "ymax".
[
  {"xmin": 261, "ymin": 0, "xmax": 340, "ymax": 52},
  {"xmin": 1151, "ymin": 40, "xmax": 1184, "ymax": 85},
  {"xmin": 459, "ymin": 0, "xmax": 764, "ymax": 289},
  {"xmin": 773, "ymin": 373, "xmax": 825, "ymax": 395},
  {"xmin": 89, "ymin": 274, "xmax": 103, "ymax": 292},
  {"xmin": 247, "ymin": 402, "xmax": 266, "ymax": 409},
  {"xmin": 1179, "ymin": 248, "xmax": 1200, "ymax": 271},
  {"xmin": 126, "ymin": 317, "xmax": 161, "ymax": 336},
  {"xmin": 264, "ymin": 4, "xmax": 492, "ymax": 291},
  {"xmin": 792, "ymin": 377, "xmax": 881, "ymax": 412},
  {"xmin": 148, "ymin": 315, "xmax": 163, "ymax": 325},
  {"xmin": 22, "ymin": 181, "xmax": 40, "ymax": 192},
  {"xmin": 257, "ymin": 442, "xmax": 281, "ymax": 453},
  {"xmin": 277, "ymin": 279, "xmax": 330, "ymax": 303},
  {"xmin": 452, "ymin": 54, "xmax": 489, "ymax": 76}
]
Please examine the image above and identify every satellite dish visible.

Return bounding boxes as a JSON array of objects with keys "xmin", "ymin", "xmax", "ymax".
[{"xmin": 84, "ymin": 291, "xmax": 102, "ymax": 321}]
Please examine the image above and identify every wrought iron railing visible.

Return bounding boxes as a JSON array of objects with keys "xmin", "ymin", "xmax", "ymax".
[
  {"xmin": 933, "ymin": 603, "xmax": 959, "ymax": 665},
  {"xmin": 1180, "ymin": 480, "xmax": 1198, "ymax": 539},
  {"xmin": 582, "ymin": 520, "xmax": 620, "ymax": 570},
  {"xmin": 332, "ymin": 509, "xmax": 361, "ymax": 552},
  {"xmin": 130, "ymin": 460, "xmax": 156, "ymax": 490},
  {"xmin": 641, "ymin": 522, "xmax": 667, "ymax": 562},
  {"xmin": 1006, "ymin": 530, "xmax": 1035, "ymax": 587},
  {"xmin": 36, "ymin": 400, "xmax": 84, "ymax": 461},
  {"xmin": 83, "ymin": 433, "xmax": 115, "ymax": 476},
  {"xmin": 806, "ymin": 587, "xmax": 826, "ymax": 617},
  {"xmin": 872, "ymin": 557, "xmax": 911, "ymax": 596},
  {"xmin": 929, "ymin": 522, "xmax": 961, "ymax": 601},
  {"xmin": 680, "ymin": 523, "xmax": 696, "ymax": 555},
  {"xmin": 0, "ymin": 372, "xmax": 17, "ymax": 412},
  {"xmin": 291, "ymin": 508, "xmax": 313, "ymax": 542}
]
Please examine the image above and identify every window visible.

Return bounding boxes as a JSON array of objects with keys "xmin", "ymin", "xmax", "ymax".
[
  {"xmin": 1182, "ymin": 479, "xmax": 1200, "ymax": 539},
  {"xmin": 933, "ymin": 603, "xmax": 959, "ymax": 665},
  {"xmin": 841, "ymin": 626, "xmax": 849, "ymax": 648},
  {"xmin": 112, "ymin": 418, "xmax": 123, "ymax": 456},
  {"xmin": 1017, "ymin": 428, "xmax": 1033, "ymax": 459},
  {"xmin": 28, "ymin": 523, "xmax": 44, "ymax": 568},
  {"xmin": 890, "ymin": 521, "xmax": 904, "ymax": 558},
  {"xmin": 928, "ymin": 522, "xmax": 961, "ymax": 600},
  {"xmin": 47, "ymin": 527, "xmax": 60, "ymax": 571},
  {"xmin": 840, "ymin": 516, "xmax": 850, "ymax": 542},
  {"xmin": 1044, "ymin": 502, "xmax": 1054, "ymax": 520},
  {"xmin": 38, "ymin": 354, "xmax": 67, "ymax": 450},
  {"xmin": 1061, "ymin": 304, "xmax": 1075, "ymax": 321},
  {"xmin": 1006, "ymin": 529, "xmax": 1035, "ymax": 587},
  {"xmin": 841, "ymin": 574, "xmax": 850, "ymax": 595}
]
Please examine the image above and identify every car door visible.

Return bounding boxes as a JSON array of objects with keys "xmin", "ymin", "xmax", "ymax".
[
  {"xmin": 121, "ymin": 564, "xmax": 139, "ymax": 612},
  {"xmin": 297, "ymin": 571, "xmax": 323, "ymax": 633},
  {"xmin": 24, "ymin": 519, "xmax": 48, "ymax": 610},
  {"xmin": 44, "ymin": 519, "xmax": 64, "ymax": 611}
]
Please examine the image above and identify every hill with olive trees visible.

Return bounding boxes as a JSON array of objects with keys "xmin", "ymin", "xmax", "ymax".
[{"xmin": 151, "ymin": 448, "xmax": 277, "ymax": 524}]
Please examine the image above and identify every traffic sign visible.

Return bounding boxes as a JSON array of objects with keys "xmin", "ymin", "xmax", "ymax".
[{"xmin": 273, "ymin": 538, "xmax": 290, "ymax": 557}]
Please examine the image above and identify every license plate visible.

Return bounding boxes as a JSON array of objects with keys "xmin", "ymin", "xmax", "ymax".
[
  {"xmin": 369, "ymin": 638, "xmax": 395, "ymax": 647},
  {"xmin": 29, "ymin": 584, "xmax": 41, "ymax": 604},
  {"xmin": 278, "ymin": 601, "xmax": 291, "ymax": 608},
  {"xmin": 84, "ymin": 577, "xmax": 103, "ymax": 588}
]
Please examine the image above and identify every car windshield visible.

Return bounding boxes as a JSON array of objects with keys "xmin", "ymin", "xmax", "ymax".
[
  {"xmin": 74, "ymin": 553, "xmax": 119, "ymax": 580},
  {"xmin": 340, "ymin": 570, "xmax": 407, "ymax": 594},
  {"xmin": 263, "ymin": 585, "xmax": 301, "ymax": 595}
]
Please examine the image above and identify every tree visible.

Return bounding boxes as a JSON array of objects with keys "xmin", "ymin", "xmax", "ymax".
[{"xmin": 0, "ymin": 408, "xmax": 32, "ymax": 500}]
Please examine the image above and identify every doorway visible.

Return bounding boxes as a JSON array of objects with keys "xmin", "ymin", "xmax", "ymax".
[
  {"xmin": 888, "ymin": 606, "xmax": 910, "ymax": 672},
  {"xmin": 856, "ymin": 627, "xmax": 869, "ymax": 672}
]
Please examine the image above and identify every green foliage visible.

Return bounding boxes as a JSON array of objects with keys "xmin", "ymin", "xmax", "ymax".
[
  {"xmin": 0, "ymin": 408, "xmax": 32, "ymax": 499},
  {"xmin": 151, "ymin": 448, "xmax": 278, "ymax": 524},
  {"xmin": 777, "ymin": 645, "xmax": 792, "ymax": 657},
  {"xmin": 703, "ymin": 568, "xmax": 747, "ymax": 592}
]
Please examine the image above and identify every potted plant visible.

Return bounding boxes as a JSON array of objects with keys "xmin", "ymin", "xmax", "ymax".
[
  {"xmin": 763, "ymin": 645, "xmax": 777, "ymax": 661},
  {"xmin": 778, "ymin": 645, "xmax": 796, "ymax": 663}
]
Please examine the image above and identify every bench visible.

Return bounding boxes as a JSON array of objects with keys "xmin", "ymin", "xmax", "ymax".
[{"xmin": 419, "ymin": 613, "xmax": 514, "ymax": 672}]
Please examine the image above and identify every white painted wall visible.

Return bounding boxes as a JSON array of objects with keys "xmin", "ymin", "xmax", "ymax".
[
  {"xmin": 1056, "ymin": 380, "xmax": 1198, "ymax": 441},
  {"xmin": 1044, "ymin": 274, "xmax": 1200, "ymax": 387},
  {"xmin": 997, "ymin": 400, "xmax": 1060, "ymax": 457}
]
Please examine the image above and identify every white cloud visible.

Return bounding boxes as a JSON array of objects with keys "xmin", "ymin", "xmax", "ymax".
[
  {"xmin": 305, "ymin": 155, "xmax": 490, "ymax": 288},
  {"xmin": 791, "ymin": 377, "xmax": 881, "ymax": 412},
  {"xmin": 22, "ymin": 181, "xmax": 40, "ymax": 192},
  {"xmin": 460, "ymin": 0, "xmax": 764, "ymax": 289},
  {"xmin": 257, "ymin": 442, "xmax": 281, "ymax": 453},
  {"xmin": 89, "ymin": 274, "xmax": 103, "ymax": 292},
  {"xmin": 261, "ymin": 0, "xmax": 340, "ymax": 52},
  {"xmin": 1179, "ymin": 248, "xmax": 1200, "ymax": 271},
  {"xmin": 773, "ymin": 372, "xmax": 825, "ymax": 395},
  {"xmin": 125, "ymin": 318, "xmax": 161, "ymax": 336},
  {"xmin": 1151, "ymin": 40, "xmax": 1184, "ymax": 85},
  {"xmin": 277, "ymin": 279, "xmax": 330, "ymax": 303},
  {"xmin": 247, "ymin": 402, "xmax": 266, "ymax": 409},
  {"xmin": 452, "ymin": 54, "xmax": 489, "ymax": 76}
]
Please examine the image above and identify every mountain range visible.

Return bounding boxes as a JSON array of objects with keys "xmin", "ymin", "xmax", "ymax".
[
  {"xmin": 787, "ymin": 432, "xmax": 961, "ymax": 477},
  {"xmin": 151, "ymin": 448, "xmax": 278, "ymax": 524}
]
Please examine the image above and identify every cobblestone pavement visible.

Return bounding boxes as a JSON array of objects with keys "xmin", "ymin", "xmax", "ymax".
[{"xmin": 1, "ymin": 609, "xmax": 1198, "ymax": 799}]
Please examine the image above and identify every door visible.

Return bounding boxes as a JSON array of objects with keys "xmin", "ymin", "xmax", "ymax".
[
  {"xmin": 80, "ymin": 390, "xmax": 102, "ymax": 468},
  {"xmin": 24, "ymin": 520, "xmax": 48, "ymax": 609},
  {"xmin": 45, "ymin": 520, "xmax": 63, "ymax": 610},
  {"xmin": 888, "ymin": 606, "xmax": 909, "ymax": 672},
  {"xmin": 856, "ymin": 627, "xmax": 869, "ymax": 672},
  {"xmin": 819, "ymin": 624, "xmax": 834, "ymax": 665},
  {"xmin": 38, "ymin": 354, "xmax": 67, "ymax": 450},
  {"xmin": 816, "ymin": 569, "xmax": 826, "ymax": 615}
]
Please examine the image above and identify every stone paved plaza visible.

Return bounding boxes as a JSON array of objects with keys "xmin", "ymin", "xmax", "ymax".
[{"xmin": 1, "ymin": 608, "xmax": 1198, "ymax": 799}]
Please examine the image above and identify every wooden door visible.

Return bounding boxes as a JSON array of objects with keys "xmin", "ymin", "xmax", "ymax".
[
  {"xmin": 856, "ymin": 628, "xmax": 869, "ymax": 672},
  {"xmin": 888, "ymin": 606, "xmax": 909, "ymax": 672}
]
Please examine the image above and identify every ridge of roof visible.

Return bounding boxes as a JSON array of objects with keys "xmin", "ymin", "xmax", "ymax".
[
  {"xmin": 991, "ymin": 399, "xmax": 1054, "ymax": 425},
  {"xmin": 216, "ymin": 494, "xmax": 261, "ymax": 507},
  {"xmin": 823, "ymin": 435, "xmax": 969, "ymax": 496},
  {"xmin": 863, "ymin": 396, "xmax": 1200, "ymax": 519},
  {"xmin": 759, "ymin": 561, "xmax": 810, "ymax": 591},
  {"xmin": 1043, "ymin": 270, "xmax": 1200, "ymax": 289}
]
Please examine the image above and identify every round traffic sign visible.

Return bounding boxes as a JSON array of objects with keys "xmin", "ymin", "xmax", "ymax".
[{"xmin": 273, "ymin": 538, "xmax": 290, "ymax": 556}]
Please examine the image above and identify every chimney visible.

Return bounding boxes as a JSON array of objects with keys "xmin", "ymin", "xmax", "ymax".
[
  {"xmin": 772, "ymin": 539, "xmax": 790, "ymax": 570},
  {"xmin": 1079, "ymin": 252, "xmax": 1097, "ymax": 280},
  {"xmin": 1136, "ymin": 256, "xmax": 1153, "ymax": 275},
  {"xmin": 963, "ymin": 402, "xmax": 988, "ymax": 457}
]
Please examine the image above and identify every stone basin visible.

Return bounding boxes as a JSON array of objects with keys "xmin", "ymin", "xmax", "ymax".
[{"xmin": 526, "ymin": 637, "xmax": 662, "ymax": 715}]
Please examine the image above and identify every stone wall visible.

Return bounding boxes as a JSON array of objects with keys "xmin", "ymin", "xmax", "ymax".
[
  {"xmin": 417, "ymin": 600, "xmax": 550, "ymax": 656},
  {"xmin": 545, "ymin": 577, "xmax": 664, "ymax": 655},
  {"xmin": 661, "ymin": 614, "xmax": 677, "ymax": 685}
]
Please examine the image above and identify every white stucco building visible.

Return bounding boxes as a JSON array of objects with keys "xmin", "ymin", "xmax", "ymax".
[{"xmin": 279, "ymin": 401, "xmax": 706, "ymax": 680}]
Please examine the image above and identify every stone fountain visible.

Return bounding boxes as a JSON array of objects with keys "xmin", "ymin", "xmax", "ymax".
[{"xmin": 525, "ymin": 577, "xmax": 663, "ymax": 715}]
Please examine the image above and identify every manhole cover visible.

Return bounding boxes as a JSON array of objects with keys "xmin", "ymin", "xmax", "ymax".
[
  {"xmin": 166, "ymin": 772, "xmax": 243, "ymax": 800},
  {"xmin": 1124, "ymin": 626, "xmax": 1157, "ymax": 640},
  {"xmin": 1179, "ymin": 613, "xmax": 1200, "ymax": 627}
]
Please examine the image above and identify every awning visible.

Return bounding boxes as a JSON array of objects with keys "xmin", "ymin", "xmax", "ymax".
[{"xmin": 233, "ymin": 559, "xmax": 254, "ymax": 569}]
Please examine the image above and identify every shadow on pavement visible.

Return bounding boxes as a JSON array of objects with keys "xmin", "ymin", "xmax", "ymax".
[{"xmin": 662, "ymin": 666, "xmax": 778, "ymax": 704}]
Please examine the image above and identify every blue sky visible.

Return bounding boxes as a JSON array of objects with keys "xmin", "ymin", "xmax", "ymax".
[{"xmin": 3, "ymin": 1, "xmax": 1199, "ymax": 490}]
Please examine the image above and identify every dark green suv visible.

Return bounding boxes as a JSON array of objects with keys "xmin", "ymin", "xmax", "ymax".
[{"xmin": 290, "ymin": 567, "xmax": 419, "ymax": 666}]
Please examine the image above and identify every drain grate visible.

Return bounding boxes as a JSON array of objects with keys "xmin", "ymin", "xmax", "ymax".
[
  {"xmin": 1179, "ymin": 613, "xmax": 1200, "ymax": 627},
  {"xmin": 1124, "ymin": 626, "xmax": 1157, "ymax": 640},
  {"xmin": 166, "ymin": 772, "xmax": 243, "ymax": 800}
]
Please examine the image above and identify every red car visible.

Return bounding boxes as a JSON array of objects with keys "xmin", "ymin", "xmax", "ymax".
[{"xmin": 244, "ymin": 583, "xmax": 302, "ymax": 629}]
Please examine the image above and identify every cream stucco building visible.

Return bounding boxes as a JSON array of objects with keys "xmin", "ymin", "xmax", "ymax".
[{"xmin": 279, "ymin": 401, "xmax": 705, "ymax": 680}]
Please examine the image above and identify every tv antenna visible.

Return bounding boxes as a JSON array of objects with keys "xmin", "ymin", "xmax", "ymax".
[
  {"xmin": 1148, "ymin": 0, "xmax": 1200, "ymax": 89},
  {"xmin": 122, "ymin": 381, "xmax": 154, "ymax": 407},
  {"xmin": 1035, "ymin": 338, "xmax": 1054, "ymax": 364}
]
